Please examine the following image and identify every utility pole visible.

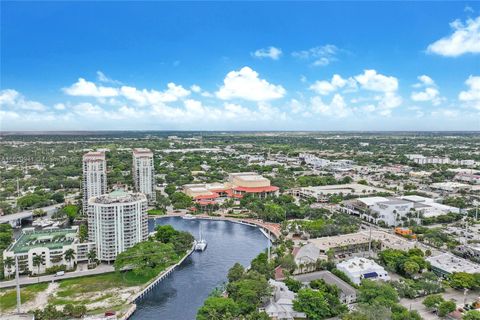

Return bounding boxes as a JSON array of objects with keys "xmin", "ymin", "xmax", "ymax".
[
  {"xmin": 368, "ymin": 225, "xmax": 372, "ymax": 257},
  {"xmin": 267, "ymin": 228, "xmax": 271, "ymax": 262},
  {"xmin": 15, "ymin": 256, "xmax": 21, "ymax": 313}
]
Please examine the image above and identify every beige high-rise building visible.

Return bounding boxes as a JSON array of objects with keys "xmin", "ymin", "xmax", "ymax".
[
  {"xmin": 82, "ymin": 151, "xmax": 107, "ymax": 214},
  {"xmin": 132, "ymin": 148, "xmax": 156, "ymax": 204}
]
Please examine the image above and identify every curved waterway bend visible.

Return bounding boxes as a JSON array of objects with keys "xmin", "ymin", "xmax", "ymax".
[{"xmin": 131, "ymin": 216, "xmax": 269, "ymax": 320}]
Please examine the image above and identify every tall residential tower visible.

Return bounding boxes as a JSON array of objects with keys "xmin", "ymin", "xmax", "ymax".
[
  {"xmin": 82, "ymin": 151, "xmax": 107, "ymax": 214},
  {"xmin": 88, "ymin": 190, "xmax": 148, "ymax": 262},
  {"xmin": 132, "ymin": 148, "xmax": 156, "ymax": 204}
]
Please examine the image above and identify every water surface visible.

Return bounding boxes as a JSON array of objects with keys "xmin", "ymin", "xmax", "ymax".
[{"xmin": 131, "ymin": 217, "xmax": 268, "ymax": 320}]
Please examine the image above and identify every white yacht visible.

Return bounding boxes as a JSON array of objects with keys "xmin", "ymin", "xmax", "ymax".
[
  {"xmin": 194, "ymin": 224, "xmax": 207, "ymax": 251},
  {"xmin": 182, "ymin": 214, "xmax": 196, "ymax": 220}
]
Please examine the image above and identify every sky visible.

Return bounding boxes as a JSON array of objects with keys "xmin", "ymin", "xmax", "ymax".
[{"xmin": 1, "ymin": 1, "xmax": 479, "ymax": 131}]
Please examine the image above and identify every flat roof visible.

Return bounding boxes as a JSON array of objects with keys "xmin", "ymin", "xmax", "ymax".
[
  {"xmin": 9, "ymin": 229, "xmax": 76, "ymax": 254},
  {"xmin": 427, "ymin": 253, "xmax": 480, "ymax": 274}
]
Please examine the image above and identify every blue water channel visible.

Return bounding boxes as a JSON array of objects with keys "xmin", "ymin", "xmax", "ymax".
[{"xmin": 130, "ymin": 216, "xmax": 269, "ymax": 320}]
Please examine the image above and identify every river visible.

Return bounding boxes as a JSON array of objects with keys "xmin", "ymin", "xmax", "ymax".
[{"xmin": 130, "ymin": 216, "xmax": 269, "ymax": 320}]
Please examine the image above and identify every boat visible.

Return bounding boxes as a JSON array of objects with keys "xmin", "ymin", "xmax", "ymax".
[
  {"xmin": 182, "ymin": 214, "xmax": 196, "ymax": 220},
  {"xmin": 194, "ymin": 224, "xmax": 207, "ymax": 251}
]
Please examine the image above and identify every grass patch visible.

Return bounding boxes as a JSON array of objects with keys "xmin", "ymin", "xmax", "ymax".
[
  {"xmin": 56, "ymin": 271, "xmax": 154, "ymax": 298},
  {"xmin": 0, "ymin": 283, "xmax": 48, "ymax": 312},
  {"xmin": 147, "ymin": 209, "xmax": 165, "ymax": 215}
]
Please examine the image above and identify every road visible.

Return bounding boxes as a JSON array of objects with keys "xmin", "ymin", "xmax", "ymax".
[
  {"xmin": 0, "ymin": 203, "xmax": 62, "ymax": 225},
  {"xmin": 0, "ymin": 263, "xmax": 114, "ymax": 289}
]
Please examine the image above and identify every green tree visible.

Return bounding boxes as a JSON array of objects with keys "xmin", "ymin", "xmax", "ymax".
[
  {"xmin": 227, "ymin": 263, "xmax": 245, "ymax": 283},
  {"xmin": 284, "ymin": 277, "xmax": 303, "ymax": 293},
  {"xmin": 78, "ymin": 224, "xmax": 88, "ymax": 242},
  {"xmin": 293, "ymin": 288, "xmax": 335, "ymax": 320},
  {"xmin": 33, "ymin": 254, "xmax": 45, "ymax": 276},
  {"xmin": 357, "ymin": 280, "xmax": 398, "ymax": 307},
  {"xmin": 196, "ymin": 297, "xmax": 239, "ymax": 320},
  {"xmin": 403, "ymin": 260, "xmax": 420, "ymax": 276},
  {"xmin": 250, "ymin": 252, "xmax": 274, "ymax": 278},
  {"xmin": 438, "ymin": 300, "xmax": 456, "ymax": 317},
  {"xmin": 463, "ymin": 310, "xmax": 480, "ymax": 320},
  {"xmin": 64, "ymin": 248, "xmax": 75, "ymax": 270},
  {"xmin": 3, "ymin": 256, "xmax": 14, "ymax": 278},
  {"xmin": 114, "ymin": 241, "xmax": 178, "ymax": 277},
  {"xmin": 87, "ymin": 249, "xmax": 97, "ymax": 264},
  {"xmin": 450, "ymin": 272, "xmax": 477, "ymax": 289},
  {"xmin": 423, "ymin": 294, "xmax": 444, "ymax": 310}
]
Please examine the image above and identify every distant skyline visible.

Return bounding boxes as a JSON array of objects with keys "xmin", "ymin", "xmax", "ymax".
[{"xmin": 1, "ymin": 2, "xmax": 479, "ymax": 131}]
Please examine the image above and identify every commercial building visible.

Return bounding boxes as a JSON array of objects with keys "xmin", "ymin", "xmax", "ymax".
[
  {"xmin": 288, "ymin": 183, "xmax": 390, "ymax": 203},
  {"xmin": 132, "ymin": 148, "xmax": 156, "ymax": 204},
  {"xmin": 3, "ymin": 227, "xmax": 95, "ymax": 277},
  {"xmin": 336, "ymin": 257, "xmax": 390, "ymax": 285},
  {"xmin": 455, "ymin": 173, "xmax": 480, "ymax": 185},
  {"xmin": 305, "ymin": 230, "xmax": 415, "ymax": 256},
  {"xmin": 406, "ymin": 154, "xmax": 476, "ymax": 166},
  {"xmin": 88, "ymin": 190, "xmax": 148, "ymax": 262},
  {"xmin": 183, "ymin": 172, "xmax": 279, "ymax": 208},
  {"xmin": 294, "ymin": 271, "xmax": 357, "ymax": 304},
  {"xmin": 427, "ymin": 253, "xmax": 480, "ymax": 277},
  {"xmin": 341, "ymin": 195, "xmax": 459, "ymax": 226},
  {"xmin": 430, "ymin": 182, "xmax": 471, "ymax": 193},
  {"xmin": 82, "ymin": 151, "xmax": 107, "ymax": 214}
]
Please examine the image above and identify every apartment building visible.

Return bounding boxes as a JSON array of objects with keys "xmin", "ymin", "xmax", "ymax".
[
  {"xmin": 88, "ymin": 190, "xmax": 148, "ymax": 262},
  {"xmin": 132, "ymin": 148, "xmax": 156, "ymax": 204},
  {"xmin": 82, "ymin": 151, "xmax": 107, "ymax": 214},
  {"xmin": 3, "ymin": 227, "xmax": 95, "ymax": 277}
]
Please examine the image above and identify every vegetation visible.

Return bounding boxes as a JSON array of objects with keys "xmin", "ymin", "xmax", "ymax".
[{"xmin": 114, "ymin": 225, "xmax": 193, "ymax": 277}]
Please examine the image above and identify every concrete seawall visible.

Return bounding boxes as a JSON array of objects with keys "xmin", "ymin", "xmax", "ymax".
[{"xmin": 124, "ymin": 246, "xmax": 195, "ymax": 319}]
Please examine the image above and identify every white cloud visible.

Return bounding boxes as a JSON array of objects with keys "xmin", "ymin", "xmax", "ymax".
[
  {"xmin": 292, "ymin": 45, "xmax": 338, "ymax": 66},
  {"xmin": 411, "ymin": 75, "xmax": 444, "ymax": 106},
  {"xmin": 309, "ymin": 74, "xmax": 356, "ymax": 95},
  {"xmin": 119, "ymin": 83, "xmax": 190, "ymax": 106},
  {"xmin": 309, "ymin": 94, "xmax": 350, "ymax": 118},
  {"xmin": 216, "ymin": 66, "xmax": 286, "ymax": 101},
  {"xmin": 355, "ymin": 69, "xmax": 398, "ymax": 92},
  {"xmin": 54, "ymin": 103, "xmax": 66, "ymax": 110},
  {"xmin": 190, "ymin": 85, "xmax": 201, "ymax": 93},
  {"xmin": 459, "ymin": 75, "xmax": 480, "ymax": 109},
  {"xmin": 0, "ymin": 89, "xmax": 47, "ymax": 111},
  {"xmin": 411, "ymin": 87, "xmax": 441, "ymax": 103},
  {"xmin": 252, "ymin": 46, "xmax": 282, "ymax": 60},
  {"xmin": 427, "ymin": 16, "xmax": 480, "ymax": 57},
  {"xmin": 64, "ymin": 78, "xmax": 119, "ymax": 97},
  {"xmin": 96, "ymin": 71, "xmax": 122, "ymax": 85}
]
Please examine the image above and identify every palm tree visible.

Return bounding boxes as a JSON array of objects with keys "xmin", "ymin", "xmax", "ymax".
[
  {"xmin": 64, "ymin": 249, "xmax": 75, "ymax": 270},
  {"xmin": 3, "ymin": 257, "xmax": 14, "ymax": 278},
  {"xmin": 87, "ymin": 249, "xmax": 96, "ymax": 264},
  {"xmin": 32, "ymin": 254, "xmax": 44, "ymax": 281}
]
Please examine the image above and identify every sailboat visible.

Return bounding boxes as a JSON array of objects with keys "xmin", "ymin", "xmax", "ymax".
[{"xmin": 194, "ymin": 223, "xmax": 207, "ymax": 251}]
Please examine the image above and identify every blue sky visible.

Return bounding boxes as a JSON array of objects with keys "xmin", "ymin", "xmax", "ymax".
[{"xmin": 1, "ymin": 2, "xmax": 479, "ymax": 131}]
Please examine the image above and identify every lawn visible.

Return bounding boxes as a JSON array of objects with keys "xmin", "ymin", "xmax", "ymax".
[
  {"xmin": 55, "ymin": 271, "xmax": 154, "ymax": 298},
  {"xmin": 147, "ymin": 209, "xmax": 165, "ymax": 215},
  {"xmin": 0, "ymin": 283, "xmax": 48, "ymax": 312}
]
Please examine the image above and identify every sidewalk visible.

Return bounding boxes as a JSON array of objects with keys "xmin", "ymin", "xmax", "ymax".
[{"xmin": 0, "ymin": 264, "xmax": 115, "ymax": 289}]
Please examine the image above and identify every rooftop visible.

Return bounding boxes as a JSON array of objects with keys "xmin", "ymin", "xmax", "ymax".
[
  {"xmin": 8, "ymin": 228, "xmax": 77, "ymax": 254},
  {"xmin": 82, "ymin": 151, "xmax": 105, "ymax": 161},
  {"xmin": 427, "ymin": 253, "xmax": 480, "ymax": 274},
  {"xmin": 89, "ymin": 189, "xmax": 147, "ymax": 205}
]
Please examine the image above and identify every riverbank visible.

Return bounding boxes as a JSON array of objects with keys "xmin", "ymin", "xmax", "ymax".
[{"xmin": 150, "ymin": 212, "xmax": 281, "ymax": 239}]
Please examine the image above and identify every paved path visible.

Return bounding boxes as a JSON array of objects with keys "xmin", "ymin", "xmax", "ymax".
[{"xmin": 0, "ymin": 264, "xmax": 114, "ymax": 288}]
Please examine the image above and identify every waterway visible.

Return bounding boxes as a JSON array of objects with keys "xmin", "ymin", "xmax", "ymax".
[{"xmin": 130, "ymin": 216, "xmax": 269, "ymax": 320}]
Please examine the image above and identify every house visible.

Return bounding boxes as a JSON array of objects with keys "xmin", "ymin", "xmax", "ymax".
[
  {"xmin": 262, "ymin": 279, "xmax": 306, "ymax": 320},
  {"xmin": 336, "ymin": 257, "xmax": 390, "ymax": 285},
  {"xmin": 294, "ymin": 270, "xmax": 357, "ymax": 304}
]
